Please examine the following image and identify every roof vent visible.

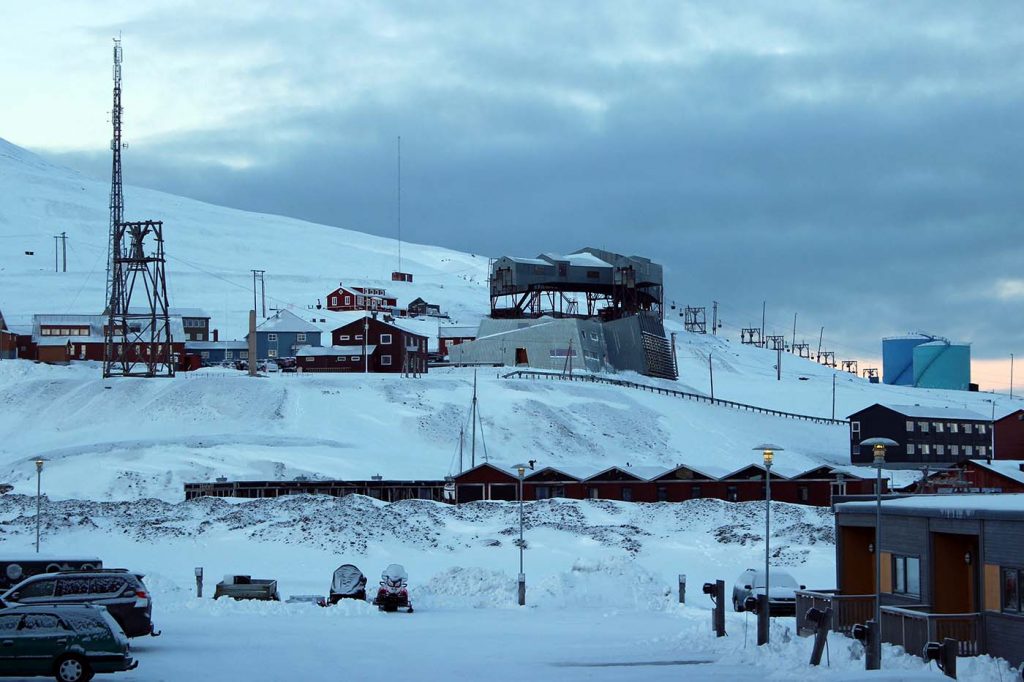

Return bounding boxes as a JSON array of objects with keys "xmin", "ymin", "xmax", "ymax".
[{"xmin": 371, "ymin": 474, "xmax": 383, "ymax": 481}]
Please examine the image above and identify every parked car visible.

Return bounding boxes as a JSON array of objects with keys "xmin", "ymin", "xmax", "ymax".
[
  {"xmin": 731, "ymin": 568, "xmax": 805, "ymax": 614},
  {"xmin": 0, "ymin": 557, "xmax": 102, "ymax": 592},
  {"xmin": 0, "ymin": 604, "xmax": 137, "ymax": 681},
  {"xmin": 0, "ymin": 570, "xmax": 156, "ymax": 638}
]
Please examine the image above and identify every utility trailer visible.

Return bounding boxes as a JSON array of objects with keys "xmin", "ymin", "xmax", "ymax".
[{"xmin": 213, "ymin": 575, "xmax": 280, "ymax": 601}]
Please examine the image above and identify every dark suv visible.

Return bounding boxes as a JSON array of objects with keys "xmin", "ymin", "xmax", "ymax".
[{"xmin": 0, "ymin": 571, "xmax": 155, "ymax": 638}]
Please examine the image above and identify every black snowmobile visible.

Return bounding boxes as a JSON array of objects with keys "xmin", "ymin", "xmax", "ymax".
[{"xmin": 328, "ymin": 564, "xmax": 368, "ymax": 604}]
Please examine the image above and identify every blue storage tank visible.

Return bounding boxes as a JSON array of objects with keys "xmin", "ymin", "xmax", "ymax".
[
  {"xmin": 913, "ymin": 341, "xmax": 971, "ymax": 390},
  {"xmin": 882, "ymin": 335, "xmax": 931, "ymax": 386}
]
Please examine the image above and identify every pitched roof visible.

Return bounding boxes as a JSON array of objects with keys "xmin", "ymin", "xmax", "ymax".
[
  {"xmin": 439, "ymin": 326, "xmax": 478, "ymax": 338},
  {"xmin": 255, "ymin": 310, "xmax": 322, "ymax": 334},
  {"xmin": 854, "ymin": 403, "xmax": 988, "ymax": 421},
  {"xmin": 169, "ymin": 308, "xmax": 210, "ymax": 319},
  {"xmin": 969, "ymin": 459, "xmax": 1024, "ymax": 486},
  {"xmin": 296, "ymin": 345, "xmax": 375, "ymax": 357},
  {"xmin": 185, "ymin": 340, "xmax": 249, "ymax": 351}
]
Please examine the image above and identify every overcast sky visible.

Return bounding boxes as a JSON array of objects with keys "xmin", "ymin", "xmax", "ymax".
[{"xmin": 1, "ymin": 1, "xmax": 1021, "ymax": 387}]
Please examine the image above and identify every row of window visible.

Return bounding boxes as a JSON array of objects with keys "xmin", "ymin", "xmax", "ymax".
[
  {"xmin": 198, "ymin": 351, "xmax": 248, "ymax": 360},
  {"xmin": 40, "ymin": 326, "xmax": 89, "ymax": 336},
  {"xmin": 266, "ymin": 333, "xmax": 308, "ymax": 343},
  {"xmin": 530, "ymin": 484, "xmax": 815, "ymax": 503},
  {"xmin": 906, "ymin": 420, "xmax": 986, "ymax": 435},
  {"xmin": 303, "ymin": 355, "xmax": 393, "ymax": 365},
  {"xmin": 891, "ymin": 554, "xmax": 922, "ymax": 596},
  {"xmin": 183, "ymin": 319, "xmax": 206, "ymax": 329},
  {"xmin": 338, "ymin": 333, "xmax": 392, "ymax": 344}
]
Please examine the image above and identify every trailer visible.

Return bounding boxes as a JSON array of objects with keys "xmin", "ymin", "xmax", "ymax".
[{"xmin": 213, "ymin": 575, "xmax": 280, "ymax": 601}]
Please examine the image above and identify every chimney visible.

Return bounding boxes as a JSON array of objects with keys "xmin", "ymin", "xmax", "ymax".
[{"xmin": 213, "ymin": 329, "xmax": 219, "ymax": 342}]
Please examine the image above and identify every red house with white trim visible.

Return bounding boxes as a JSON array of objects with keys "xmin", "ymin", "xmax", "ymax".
[{"xmin": 325, "ymin": 284, "xmax": 398, "ymax": 313}]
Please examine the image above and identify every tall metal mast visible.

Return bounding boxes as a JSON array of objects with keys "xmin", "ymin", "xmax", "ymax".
[{"xmin": 106, "ymin": 37, "xmax": 125, "ymax": 308}]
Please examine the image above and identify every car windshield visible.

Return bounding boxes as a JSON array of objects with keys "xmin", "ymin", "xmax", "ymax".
[{"xmin": 749, "ymin": 572, "xmax": 798, "ymax": 588}]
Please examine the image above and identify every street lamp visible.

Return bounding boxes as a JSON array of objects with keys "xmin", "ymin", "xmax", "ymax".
[
  {"xmin": 752, "ymin": 443, "xmax": 783, "ymax": 645},
  {"xmin": 34, "ymin": 458, "xmax": 46, "ymax": 553},
  {"xmin": 860, "ymin": 436, "xmax": 898, "ymax": 671},
  {"xmin": 513, "ymin": 462, "xmax": 529, "ymax": 606}
]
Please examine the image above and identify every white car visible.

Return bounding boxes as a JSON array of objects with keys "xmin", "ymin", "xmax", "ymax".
[{"xmin": 732, "ymin": 568, "xmax": 804, "ymax": 614}]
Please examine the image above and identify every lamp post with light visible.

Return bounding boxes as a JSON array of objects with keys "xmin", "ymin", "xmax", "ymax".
[
  {"xmin": 752, "ymin": 444, "xmax": 783, "ymax": 645},
  {"xmin": 859, "ymin": 437, "xmax": 898, "ymax": 671},
  {"xmin": 34, "ymin": 458, "xmax": 46, "ymax": 553},
  {"xmin": 514, "ymin": 463, "xmax": 529, "ymax": 606}
]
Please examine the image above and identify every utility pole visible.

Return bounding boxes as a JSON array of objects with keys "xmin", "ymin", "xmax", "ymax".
[
  {"xmin": 777, "ymin": 346, "xmax": 782, "ymax": 381},
  {"xmin": 1011, "ymin": 354, "xmax": 1015, "ymax": 399},
  {"xmin": 832, "ymin": 373, "xmax": 836, "ymax": 420},
  {"xmin": 791, "ymin": 312, "xmax": 797, "ymax": 351},
  {"xmin": 761, "ymin": 301, "xmax": 766, "ymax": 348},
  {"xmin": 709, "ymin": 351, "xmax": 715, "ymax": 400},
  {"xmin": 711, "ymin": 301, "xmax": 719, "ymax": 336},
  {"xmin": 471, "ymin": 370, "xmax": 478, "ymax": 468},
  {"xmin": 817, "ymin": 327, "xmax": 825, "ymax": 360},
  {"xmin": 251, "ymin": 270, "xmax": 266, "ymax": 318}
]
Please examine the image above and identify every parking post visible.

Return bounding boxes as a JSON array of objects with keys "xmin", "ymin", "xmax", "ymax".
[
  {"xmin": 678, "ymin": 574, "xmax": 686, "ymax": 604},
  {"xmin": 195, "ymin": 567, "xmax": 203, "ymax": 598}
]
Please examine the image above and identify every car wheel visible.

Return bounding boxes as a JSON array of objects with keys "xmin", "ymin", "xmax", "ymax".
[{"xmin": 54, "ymin": 655, "xmax": 93, "ymax": 682}]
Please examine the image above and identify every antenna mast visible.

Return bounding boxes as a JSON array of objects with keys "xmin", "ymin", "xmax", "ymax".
[
  {"xmin": 397, "ymin": 135, "xmax": 402, "ymax": 273},
  {"xmin": 105, "ymin": 37, "xmax": 125, "ymax": 309}
]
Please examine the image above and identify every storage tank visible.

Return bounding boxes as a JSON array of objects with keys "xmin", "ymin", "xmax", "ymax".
[
  {"xmin": 882, "ymin": 335, "xmax": 931, "ymax": 386},
  {"xmin": 913, "ymin": 341, "xmax": 971, "ymax": 390}
]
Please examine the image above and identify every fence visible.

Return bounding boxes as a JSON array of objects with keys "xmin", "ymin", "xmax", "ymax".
[
  {"xmin": 795, "ymin": 590, "xmax": 875, "ymax": 636},
  {"xmin": 502, "ymin": 370, "xmax": 849, "ymax": 426},
  {"xmin": 881, "ymin": 605, "xmax": 983, "ymax": 658}
]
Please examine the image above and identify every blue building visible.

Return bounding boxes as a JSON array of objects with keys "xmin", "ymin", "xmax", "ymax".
[
  {"xmin": 185, "ymin": 340, "xmax": 249, "ymax": 365},
  {"xmin": 249, "ymin": 310, "xmax": 322, "ymax": 360}
]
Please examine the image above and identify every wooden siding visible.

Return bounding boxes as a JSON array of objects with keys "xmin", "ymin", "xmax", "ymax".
[{"xmin": 994, "ymin": 410, "xmax": 1024, "ymax": 459}]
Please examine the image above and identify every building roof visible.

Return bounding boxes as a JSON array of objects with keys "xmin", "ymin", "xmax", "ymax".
[
  {"xmin": 254, "ymin": 310, "xmax": 322, "ymax": 334},
  {"xmin": 836, "ymin": 493, "xmax": 1024, "ymax": 521},
  {"xmin": 505, "ymin": 256, "xmax": 549, "ymax": 266},
  {"xmin": 32, "ymin": 313, "xmax": 185, "ymax": 345},
  {"xmin": 539, "ymin": 252, "xmax": 613, "ymax": 268},
  {"xmin": 852, "ymin": 403, "xmax": 988, "ymax": 421},
  {"xmin": 968, "ymin": 459, "xmax": 1024, "ymax": 486},
  {"xmin": 0, "ymin": 307, "xmax": 6, "ymax": 332},
  {"xmin": 296, "ymin": 344, "xmax": 374, "ymax": 357},
  {"xmin": 439, "ymin": 326, "xmax": 478, "ymax": 338},
  {"xmin": 995, "ymin": 408, "xmax": 1024, "ymax": 423},
  {"xmin": 169, "ymin": 308, "xmax": 210, "ymax": 319},
  {"xmin": 313, "ymin": 310, "xmax": 430, "ymax": 339},
  {"xmin": 186, "ymin": 340, "xmax": 249, "ymax": 351}
]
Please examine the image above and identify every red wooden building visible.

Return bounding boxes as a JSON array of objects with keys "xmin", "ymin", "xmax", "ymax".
[
  {"xmin": 297, "ymin": 315, "xmax": 428, "ymax": 374},
  {"xmin": 438, "ymin": 326, "xmax": 477, "ymax": 357},
  {"xmin": 0, "ymin": 307, "xmax": 15, "ymax": 359},
  {"xmin": 902, "ymin": 458, "xmax": 1024, "ymax": 494},
  {"xmin": 995, "ymin": 409, "xmax": 1024, "ymax": 459},
  {"xmin": 25, "ymin": 314, "xmax": 186, "ymax": 366},
  {"xmin": 452, "ymin": 462, "xmax": 881, "ymax": 507},
  {"xmin": 325, "ymin": 284, "xmax": 398, "ymax": 313}
]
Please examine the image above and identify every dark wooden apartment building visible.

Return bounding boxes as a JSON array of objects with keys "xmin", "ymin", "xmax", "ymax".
[{"xmin": 849, "ymin": 403, "xmax": 991, "ymax": 466}]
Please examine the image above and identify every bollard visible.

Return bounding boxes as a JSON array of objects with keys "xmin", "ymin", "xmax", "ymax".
[
  {"xmin": 853, "ymin": 620, "xmax": 880, "ymax": 671},
  {"xmin": 756, "ymin": 594, "xmax": 770, "ymax": 646},
  {"xmin": 518, "ymin": 573, "xmax": 526, "ymax": 606},
  {"xmin": 678, "ymin": 574, "xmax": 686, "ymax": 604},
  {"xmin": 195, "ymin": 566, "xmax": 204, "ymax": 599},
  {"xmin": 806, "ymin": 607, "xmax": 832, "ymax": 666},
  {"xmin": 923, "ymin": 638, "xmax": 957, "ymax": 679}
]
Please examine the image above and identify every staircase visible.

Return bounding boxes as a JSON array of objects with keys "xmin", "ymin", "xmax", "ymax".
[{"xmin": 640, "ymin": 332, "xmax": 677, "ymax": 380}]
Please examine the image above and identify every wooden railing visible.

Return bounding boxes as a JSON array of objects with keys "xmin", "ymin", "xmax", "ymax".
[
  {"xmin": 794, "ymin": 590, "xmax": 875, "ymax": 636},
  {"xmin": 503, "ymin": 370, "xmax": 850, "ymax": 425},
  {"xmin": 880, "ymin": 605, "xmax": 982, "ymax": 658}
]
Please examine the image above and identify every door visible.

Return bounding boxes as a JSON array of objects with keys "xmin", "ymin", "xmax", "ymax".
[
  {"xmin": 0, "ymin": 614, "xmax": 23, "ymax": 674},
  {"xmin": 515, "ymin": 348, "xmax": 528, "ymax": 365},
  {"xmin": 18, "ymin": 614, "xmax": 70, "ymax": 675},
  {"xmin": 931, "ymin": 533, "xmax": 980, "ymax": 613}
]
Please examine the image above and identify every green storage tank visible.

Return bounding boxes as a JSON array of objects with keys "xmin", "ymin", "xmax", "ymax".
[{"xmin": 912, "ymin": 341, "xmax": 971, "ymax": 390}]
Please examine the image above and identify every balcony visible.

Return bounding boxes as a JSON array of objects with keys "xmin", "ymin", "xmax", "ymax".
[
  {"xmin": 880, "ymin": 605, "xmax": 982, "ymax": 658},
  {"xmin": 794, "ymin": 590, "xmax": 876, "ymax": 637}
]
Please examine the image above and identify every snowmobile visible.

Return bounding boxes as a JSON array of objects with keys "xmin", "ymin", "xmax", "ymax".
[
  {"xmin": 372, "ymin": 564, "xmax": 413, "ymax": 613},
  {"xmin": 328, "ymin": 564, "xmax": 368, "ymax": 604}
]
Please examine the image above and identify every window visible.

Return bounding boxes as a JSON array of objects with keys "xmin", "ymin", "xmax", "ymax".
[
  {"xmin": 979, "ymin": 424, "xmax": 987, "ymax": 435},
  {"xmin": 588, "ymin": 487, "xmax": 599, "ymax": 499},
  {"xmin": 1003, "ymin": 568, "xmax": 1021, "ymax": 613},
  {"xmin": 267, "ymin": 333, "xmax": 277, "ymax": 342},
  {"xmin": 798, "ymin": 486, "xmax": 810, "ymax": 503},
  {"xmin": 225, "ymin": 351, "xmax": 233, "ymax": 360},
  {"xmin": 851, "ymin": 421, "xmax": 860, "ymax": 434},
  {"xmin": 305, "ymin": 357, "xmax": 314, "ymax": 363},
  {"xmin": 950, "ymin": 423, "xmax": 959, "ymax": 434},
  {"xmin": 330, "ymin": 296, "xmax": 338, "ymax": 306},
  {"xmin": 0, "ymin": 615, "xmax": 20, "ymax": 632},
  {"xmin": 906, "ymin": 444, "xmax": 914, "ymax": 455},
  {"xmin": 964, "ymin": 423, "xmax": 973, "ymax": 434},
  {"xmin": 891, "ymin": 555, "xmax": 921, "ymax": 596},
  {"xmin": 964, "ymin": 445, "xmax": 974, "ymax": 456},
  {"xmin": 240, "ymin": 352, "xmax": 248, "ymax": 359},
  {"xmin": 268, "ymin": 349, "xmax": 278, "ymax": 358},
  {"xmin": 200, "ymin": 351, "xmax": 209, "ymax": 360},
  {"xmin": 906, "ymin": 421, "xmax": 914, "ymax": 432},
  {"xmin": 337, "ymin": 357, "xmax": 345, "ymax": 362},
  {"xmin": 935, "ymin": 422, "xmax": 945, "ymax": 433},
  {"xmin": 14, "ymin": 579, "xmax": 55, "ymax": 599},
  {"xmin": 340, "ymin": 335, "xmax": 350, "ymax": 341},
  {"xmin": 21, "ymin": 614, "xmax": 64, "ymax": 631},
  {"xmin": 356, "ymin": 296, "xmax": 364, "ymax": 306},
  {"xmin": 344, "ymin": 296, "xmax": 351, "ymax": 305},
  {"xmin": 297, "ymin": 333, "xmax": 306, "ymax": 342},
  {"xmin": 381, "ymin": 355, "xmax": 392, "ymax": 366},
  {"xmin": 380, "ymin": 334, "xmax": 392, "ymax": 345},
  {"xmin": 355, "ymin": 335, "xmax": 363, "ymax": 341},
  {"xmin": 950, "ymin": 445, "xmax": 959, "ymax": 456},
  {"xmin": 936, "ymin": 445, "xmax": 945, "ymax": 456},
  {"xmin": 920, "ymin": 444, "xmax": 931, "ymax": 456},
  {"xmin": 918, "ymin": 421, "xmax": 929, "ymax": 432},
  {"xmin": 350, "ymin": 356, "xmax": 360, "ymax": 361},
  {"xmin": 977, "ymin": 445, "xmax": 987, "ymax": 457}
]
